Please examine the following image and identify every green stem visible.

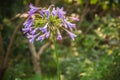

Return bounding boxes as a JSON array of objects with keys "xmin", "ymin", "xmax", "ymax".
[{"xmin": 53, "ymin": 36, "xmax": 60, "ymax": 80}]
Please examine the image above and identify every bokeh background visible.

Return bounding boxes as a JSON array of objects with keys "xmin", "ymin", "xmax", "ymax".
[{"xmin": 0, "ymin": 0, "xmax": 120, "ymax": 80}]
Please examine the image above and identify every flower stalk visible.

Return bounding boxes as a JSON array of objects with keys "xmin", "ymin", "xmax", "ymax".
[{"xmin": 53, "ymin": 32, "xmax": 60, "ymax": 80}]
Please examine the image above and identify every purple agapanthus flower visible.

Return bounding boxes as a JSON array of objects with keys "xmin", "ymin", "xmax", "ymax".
[
  {"xmin": 22, "ymin": 27, "xmax": 33, "ymax": 34},
  {"xmin": 40, "ymin": 10, "xmax": 44, "ymax": 17},
  {"xmin": 27, "ymin": 33, "xmax": 39, "ymax": 43},
  {"xmin": 23, "ymin": 18, "xmax": 33, "ymax": 28},
  {"xmin": 22, "ymin": 4, "xmax": 78, "ymax": 43},
  {"xmin": 56, "ymin": 7, "xmax": 66, "ymax": 19},
  {"xmin": 66, "ymin": 30, "xmax": 77, "ymax": 40},
  {"xmin": 45, "ymin": 31, "xmax": 50, "ymax": 38},
  {"xmin": 57, "ymin": 31, "xmax": 62, "ymax": 40},
  {"xmin": 28, "ymin": 4, "xmax": 39, "ymax": 16},
  {"xmin": 36, "ymin": 30, "xmax": 50, "ymax": 41},
  {"xmin": 30, "ymin": 28, "xmax": 38, "ymax": 35},
  {"xmin": 41, "ymin": 8, "xmax": 50, "ymax": 19},
  {"xmin": 52, "ymin": 8, "xmax": 57, "ymax": 16},
  {"xmin": 62, "ymin": 19, "xmax": 76, "ymax": 30},
  {"xmin": 36, "ymin": 34, "xmax": 45, "ymax": 41},
  {"xmin": 39, "ymin": 23, "xmax": 48, "ymax": 33}
]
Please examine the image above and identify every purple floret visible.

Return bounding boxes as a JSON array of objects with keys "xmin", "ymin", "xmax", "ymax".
[
  {"xmin": 36, "ymin": 34, "xmax": 45, "ymax": 41},
  {"xmin": 52, "ymin": 8, "xmax": 57, "ymax": 16},
  {"xmin": 39, "ymin": 23, "xmax": 48, "ymax": 33},
  {"xmin": 63, "ymin": 19, "xmax": 76, "ymax": 30},
  {"xmin": 56, "ymin": 7, "xmax": 66, "ymax": 19},
  {"xmin": 28, "ymin": 4, "xmax": 39, "ymax": 16},
  {"xmin": 41, "ymin": 8, "xmax": 50, "ymax": 19},
  {"xmin": 23, "ymin": 18, "xmax": 33, "ymax": 28},
  {"xmin": 30, "ymin": 28, "xmax": 38, "ymax": 35},
  {"xmin": 66, "ymin": 30, "xmax": 76, "ymax": 40},
  {"xmin": 27, "ymin": 33, "xmax": 39, "ymax": 43},
  {"xmin": 45, "ymin": 31, "xmax": 50, "ymax": 38},
  {"xmin": 57, "ymin": 32, "xmax": 62, "ymax": 40}
]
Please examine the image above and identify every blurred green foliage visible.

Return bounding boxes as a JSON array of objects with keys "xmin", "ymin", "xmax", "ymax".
[{"xmin": 0, "ymin": 0, "xmax": 120, "ymax": 80}]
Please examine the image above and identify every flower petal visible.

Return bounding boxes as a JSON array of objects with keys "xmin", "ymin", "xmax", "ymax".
[
  {"xmin": 57, "ymin": 31, "xmax": 62, "ymax": 40},
  {"xmin": 23, "ymin": 18, "xmax": 33, "ymax": 28},
  {"xmin": 36, "ymin": 34, "xmax": 45, "ymax": 41},
  {"xmin": 28, "ymin": 4, "xmax": 39, "ymax": 16},
  {"xmin": 52, "ymin": 8, "xmax": 57, "ymax": 16},
  {"xmin": 56, "ymin": 7, "xmax": 66, "ymax": 19},
  {"xmin": 63, "ymin": 19, "xmax": 76, "ymax": 30},
  {"xmin": 66, "ymin": 30, "xmax": 76, "ymax": 40},
  {"xmin": 45, "ymin": 31, "xmax": 50, "ymax": 38},
  {"xmin": 39, "ymin": 23, "xmax": 48, "ymax": 33}
]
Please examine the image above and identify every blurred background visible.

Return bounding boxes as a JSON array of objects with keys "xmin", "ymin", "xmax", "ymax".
[{"xmin": 0, "ymin": 0, "xmax": 120, "ymax": 80}]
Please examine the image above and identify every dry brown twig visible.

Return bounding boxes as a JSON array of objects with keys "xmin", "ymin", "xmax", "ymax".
[{"xmin": 0, "ymin": 32, "xmax": 5, "ymax": 55}]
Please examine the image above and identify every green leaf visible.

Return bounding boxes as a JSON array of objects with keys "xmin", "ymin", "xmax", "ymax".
[
  {"xmin": 79, "ymin": 0, "xmax": 84, "ymax": 4},
  {"xmin": 23, "ymin": 0, "xmax": 27, "ymax": 5},
  {"xmin": 90, "ymin": 0, "xmax": 98, "ymax": 4},
  {"xmin": 33, "ymin": 74, "xmax": 41, "ymax": 80}
]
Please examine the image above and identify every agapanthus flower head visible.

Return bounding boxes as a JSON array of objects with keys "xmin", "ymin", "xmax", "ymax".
[{"xmin": 22, "ymin": 4, "xmax": 79, "ymax": 43}]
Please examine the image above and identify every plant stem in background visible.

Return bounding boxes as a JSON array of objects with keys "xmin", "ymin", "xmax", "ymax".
[{"xmin": 53, "ymin": 35, "xmax": 60, "ymax": 80}]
